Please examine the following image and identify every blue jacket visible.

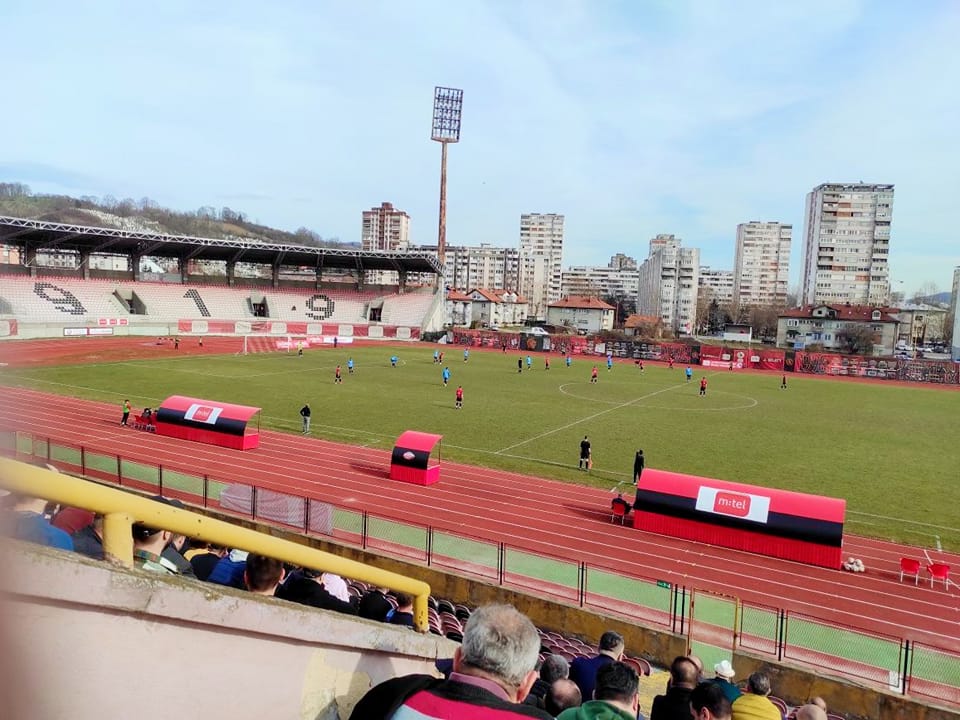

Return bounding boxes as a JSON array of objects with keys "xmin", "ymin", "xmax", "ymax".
[
  {"xmin": 12, "ymin": 512, "xmax": 73, "ymax": 551},
  {"xmin": 569, "ymin": 654, "xmax": 615, "ymax": 703}
]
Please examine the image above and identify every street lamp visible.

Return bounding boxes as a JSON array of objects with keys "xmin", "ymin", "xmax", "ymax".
[{"xmin": 431, "ymin": 87, "xmax": 463, "ymax": 271}]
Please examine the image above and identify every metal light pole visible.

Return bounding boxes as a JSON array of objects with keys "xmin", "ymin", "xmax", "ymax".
[{"xmin": 431, "ymin": 87, "xmax": 463, "ymax": 275}]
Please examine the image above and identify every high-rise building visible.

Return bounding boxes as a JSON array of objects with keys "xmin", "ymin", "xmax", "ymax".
[
  {"xmin": 561, "ymin": 265, "xmax": 639, "ymax": 304},
  {"xmin": 637, "ymin": 234, "xmax": 700, "ymax": 335},
  {"xmin": 733, "ymin": 221, "xmax": 792, "ymax": 307},
  {"xmin": 699, "ymin": 267, "xmax": 734, "ymax": 304},
  {"xmin": 800, "ymin": 183, "xmax": 893, "ymax": 306},
  {"xmin": 951, "ymin": 266, "xmax": 960, "ymax": 362},
  {"xmin": 442, "ymin": 244, "xmax": 521, "ymax": 292},
  {"xmin": 519, "ymin": 213, "xmax": 564, "ymax": 318},
  {"xmin": 361, "ymin": 202, "xmax": 410, "ymax": 252},
  {"xmin": 361, "ymin": 202, "xmax": 411, "ymax": 285}
]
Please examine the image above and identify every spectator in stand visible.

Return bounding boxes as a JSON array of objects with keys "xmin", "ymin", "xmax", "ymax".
[
  {"xmin": 569, "ymin": 630, "xmax": 624, "ymax": 704},
  {"xmin": 51, "ymin": 506, "xmax": 95, "ymax": 535},
  {"xmin": 72, "ymin": 515, "xmax": 105, "ymax": 559},
  {"xmin": 3, "ymin": 492, "xmax": 73, "ymax": 551},
  {"xmin": 387, "ymin": 592, "xmax": 415, "ymax": 628},
  {"xmin": 686, "ymin": 654, "xmax": 705, "ymax": 683},
  {"xmin": 132, "ymin": 520, "xmax": 179, "ymax": 574},
  {"xmin": 710, "ymin": 660, "xmax": 741, "ymax": 703},
  {"xmin": 731, "ymin": 672, "xmax": 780, "ymax": 720},
  {"xmin": 651, "ymin": 656, "xmax": 700, "ymax": 720},
  {"xmin": 184, "ymin": 542, "xmax": 227, "ymax": 581},
  {"xmin": 320, "ymin": 572, "xmax": 351, "ymax": 603},
  {"xmin": 691, "ymin": 682, "xmax": 733, "ymax": 720},
  {"xmin": 350, "ymin": 603, "xmax": 551, "ymax": 719},
  {"xmin": 276, "ymin": 567, "xmax": 358, "ymax": 615},
  {"xmin": 207, "ymin": 549, "xmax": 249, "ymax": 588},
  {"xmin": 160, "ymin": 504, "xmax": 196, "ymax": 577},
  {"xmin": 358, "ymin": 586, "xmax": 393, "ymax": 622},
  {"xmin": 526, "ymin": 654, "xmax": 569, "ymax": 708},
  {"xmin": 795, "ymin": 704, "xmax": 827, "ymax": 720},
  {"xmin": 557, "ymin": 660, "xmax": 640, "ymax": 720},
  {"xmin": 244, "ymin": 554, "xmax": 286, "ymax": 596},
  {"xmin": 546, "ymin": 678, "xmax": 582, "ymax": 716}
]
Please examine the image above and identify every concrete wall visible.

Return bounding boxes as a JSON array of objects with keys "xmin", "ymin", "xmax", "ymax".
[{"xmin": 1, "ymin": 542, "xmax": 455, "ymax": 720}]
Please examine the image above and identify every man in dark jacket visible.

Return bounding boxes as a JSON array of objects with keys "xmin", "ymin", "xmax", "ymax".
[
  {"xmin": 277, "ymin": 568, "xmax": 358, "ymax": 615},
  {"xmin": 358, "ymin": 586, "xmax": 393, "ymax": 622},
  {"xmin": 569, "ymin": 630, "xmax": 624, "ymax": 703},
  {"xmin": 651, "ymin": 656, "xmax": 699, "ymax": 720},
  {"xmin": 633, "ymin": 449, "xmax": 644, "ymax": 484}
]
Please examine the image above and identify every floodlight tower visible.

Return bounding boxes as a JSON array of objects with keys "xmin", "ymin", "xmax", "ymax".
[{"xmin": 431, "ymin": 86, "xmax": 463, "ymax": 272}]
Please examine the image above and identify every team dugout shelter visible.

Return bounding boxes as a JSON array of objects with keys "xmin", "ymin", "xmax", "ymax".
[
  {"xmin": 155, "ymin": 395, "xmax": 262, "ymax": 450},
  {"xmin": 632, "ymin": 469, "xmax": 846, "ymax": 569}
]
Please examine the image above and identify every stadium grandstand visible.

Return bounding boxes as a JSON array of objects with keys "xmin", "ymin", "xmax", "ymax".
[{"xmin": 0, "ymin": 215, "xmax": 445, "ymax": 342}]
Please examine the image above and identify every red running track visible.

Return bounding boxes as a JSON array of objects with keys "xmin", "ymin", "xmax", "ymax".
[{"xmin": 1, "ymin": 386, "xmax": 958, "ymax": 651}]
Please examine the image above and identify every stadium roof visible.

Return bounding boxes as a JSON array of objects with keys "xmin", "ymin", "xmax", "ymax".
[{"xmin": 0, "ymin": 215, "xmax": 443, "ymax": 274}]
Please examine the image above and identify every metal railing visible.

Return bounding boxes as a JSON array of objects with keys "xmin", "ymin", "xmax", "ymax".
[
  {"xmin": 0, "ymin": 453, "xmax": 432, "ymax": 632},
  {"xmin": 3, "ymin": 430, "xmax": 959, "ymax": 707}
]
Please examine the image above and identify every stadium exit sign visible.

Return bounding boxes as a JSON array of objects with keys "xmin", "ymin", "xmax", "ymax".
[{"xmin": 656, "ymin": 580, "xmax": 671, "ymax": 589}]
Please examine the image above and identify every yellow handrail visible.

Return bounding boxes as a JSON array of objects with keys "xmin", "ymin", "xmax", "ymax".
[{"xmin": 0, "ymin": 458, "xmax": 430, "ymax": 631}]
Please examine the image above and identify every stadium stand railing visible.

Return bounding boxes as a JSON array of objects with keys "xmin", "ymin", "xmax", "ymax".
[
  {"xmin": 0, "ymin": 454, "xmax": 431, "ymax": 632},
  {"xmin": 3, "ymin": 429, "xmax": 959, "ymax": 709}
]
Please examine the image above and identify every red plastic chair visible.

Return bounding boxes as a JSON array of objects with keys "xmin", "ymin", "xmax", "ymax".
[
  {"xmin": 928, "ymin": 562, "xmax": 951, "ymax": 588},
  {"xmin": 611, "ymin": 499, "xmax": 630, "ymax": 525},
  {"xmin": 899, "ymin": 558, "xmax": 921, "ymax": 584}
]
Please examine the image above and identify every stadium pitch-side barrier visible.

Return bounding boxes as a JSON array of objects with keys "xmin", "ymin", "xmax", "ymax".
[
  {"xmin": 453, "ymin": 331, "xmax": 960, "ymax": 386},
  {"xmin": 3, "ymin": 429, "xmax": 959, "ymax": 709}
]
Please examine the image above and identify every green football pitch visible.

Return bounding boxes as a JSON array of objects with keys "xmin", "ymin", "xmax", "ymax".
[{"xmin": 2, "ymin": 344, "xmax": 958, "ymax": 549}]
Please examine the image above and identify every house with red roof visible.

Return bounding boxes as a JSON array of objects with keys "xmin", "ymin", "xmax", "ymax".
[
  {"xmin": 445, "ymin": 289, "xmax": 474, "ymax": 327},
  {"xmin": 776, "ymin": 304, "xmax": 899, "ymax": 355},
  {"xmin": 623, "ymin": 313, "xmax": 663, "ymax": 338},
  {"xmin": 546, "ymin": 296, "xmax": 616, "ymax": 334},
  {"xmin": 465, "ymin": 288, "xmax": 528, "ymax": 328}
]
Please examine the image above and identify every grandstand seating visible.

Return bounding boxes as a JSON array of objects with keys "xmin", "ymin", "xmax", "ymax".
[
  {"xmin": 132, "ymin": 282, "xmax": 250, "ymax": 320},
  {"xmin": 381, "ymin": 289, "xmax": 439, "ymax": 327},
  {"xmin": 0, "ymin": 277, "xmax": 129, "ymax": 322},
  {"xmin": 0, "ymin": 276, "xmax": 436, "ymax": 329},
  {"xmin": 251, "ymin": 287, "xmax": 379, "ymax": 323}
]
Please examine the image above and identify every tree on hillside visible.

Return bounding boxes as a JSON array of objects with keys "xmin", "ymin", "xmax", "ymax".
[
  {"xmin": 836, "ymin": 325, "xmax": 876, "ymax": 355},
  {"xmin": 0, "ymin": 183, "xmax": 31, "ymax": 198},
  {"xmin": 912, "ymin": 281, "xmax": 941, "ymax": 305}
]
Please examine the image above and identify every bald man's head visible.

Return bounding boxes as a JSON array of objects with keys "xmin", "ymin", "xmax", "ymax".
[
  {"xmin": 809, "ymin": 697, "xmax": 827, "ymax": 711},
  {"xmin": 796, "ymin": 704, "xmax": 828, "ymax": 720}
]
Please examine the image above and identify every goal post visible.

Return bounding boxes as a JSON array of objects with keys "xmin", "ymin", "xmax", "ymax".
[{"xmin": 237, "ymin": 334, "xmax": 311, "ymax": 355}]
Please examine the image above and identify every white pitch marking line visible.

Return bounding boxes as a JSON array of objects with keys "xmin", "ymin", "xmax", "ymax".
[{"xmin": 495, "ymin": 381, "xmax": 688, "ymax": 454}]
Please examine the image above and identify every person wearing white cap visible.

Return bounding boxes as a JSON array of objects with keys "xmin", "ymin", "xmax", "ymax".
[{"xmin": 711, "ymin": 660, "xmax": 741, "ymax": 703}]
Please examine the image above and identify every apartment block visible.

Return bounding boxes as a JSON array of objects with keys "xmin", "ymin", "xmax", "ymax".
[
  {"xmin": 637, "ymin": 234, "xmax": 700, "ymax": 335},
  {"xmin": 801, "ymin": 183, "xmax": 893, "ymax": 306},
  {"xmin": 519, "ymin": 213, "xmax": 564, "ymax": 319},
  {"xmin": 734, "ymin": 221, "xmax": 791, "ymax": 307}
]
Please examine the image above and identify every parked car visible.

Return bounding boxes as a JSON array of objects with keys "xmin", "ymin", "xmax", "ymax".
[{"xmin": 527, "ymin": 327, "xmax": 549, "ymax": 336}]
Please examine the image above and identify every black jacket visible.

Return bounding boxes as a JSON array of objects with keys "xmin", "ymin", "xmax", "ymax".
[
  {"xmin": 276, "ymin": 572, "xmax": 358, "ymax": 615},
  {"xmin": 350, "ymin": 675, "xmax": 552, "ymax": 720},
  {"xmin": 650, "ymin": 685, "xmax": 694, "ymax": 720},
  {"xmin": 358, "ymin": 590, "xmax": 393, "ymax": 622}
]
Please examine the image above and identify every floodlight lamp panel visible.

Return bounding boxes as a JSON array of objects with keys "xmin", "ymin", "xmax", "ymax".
[{"xmin": 431, "ymin": 86, "xmax": 463, "ymax": 143}]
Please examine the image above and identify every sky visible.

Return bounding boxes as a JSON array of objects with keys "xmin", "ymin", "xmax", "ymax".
[{"xmin": 1, "ymin": 0, "xmax": 958, "ymax": 296}]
